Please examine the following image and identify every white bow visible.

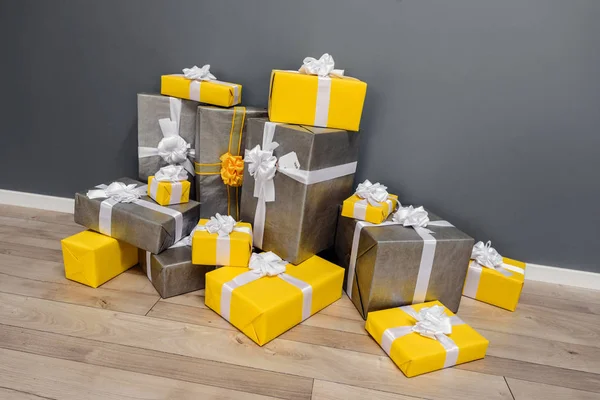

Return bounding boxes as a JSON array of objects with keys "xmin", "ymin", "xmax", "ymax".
[
  {"xmin": 182, "ymin": 64, "xmax": 217, "ymax": 81},
  {"xmin": 355, "ymin": 179, "xmax": 390, "ymax": 206},
  {"xmin": 86, "ymin": 182, "xmax": 146, "ymax": 203},
  {"xmin": 154, "ymin": 165, "xmax": 188, "ymax": 182},
  {"xmin": 471, "ymin": 241, "xmax": 504, "ymax": 269},
  {"xmin": 248, "ymin": 252, "xmax": 288, "ymax": 277},
  {"xmin": 205, "ymin": 213, "xmax": 237, "ymax": 237},
  {"xmin": 157, "ymin": 119, "xmax": 191, "ymax": 165},
  {"xmin": 244, "ymin": 144, "xmax": 278, "ymax": 203},
  {"xmin": 411, "ymin": 305, "xmax": 453, "ymax": 340},
  {"xmin": 392, "ymin": 205, "xmax": 430, "ymax": 229},
  {"xmin": 299, "ymin": 53, "xmax": 344, "ymax": 77}
]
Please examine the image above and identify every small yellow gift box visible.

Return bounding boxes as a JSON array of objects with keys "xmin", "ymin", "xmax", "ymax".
[
  {"xmin": 341, "ymin": 180, "xmax": 398, "ymax": 224},
  {"xmin": 61, "ymin": 230, "xmax": 138, "ymax": 288},
  {"xmin": 268, "ymin": 54, "xmax": 367, "ymax": 131},
  {"xmin": 161, "ymin": 65, "xmax": 241, "ymax": 107},
  {"xmin": 148, "ymin": 176, "xmax": 190, "ymax": 206},
  {"xmin": 366, "ymin": 301, "xmax": 488, "ymax": 377},
  {"xmin": 191, "ymin": 215, "xmax": 253, "ymax": 267},
  {"xmin": 205, "ymin": 252, "xmax": 344, "ymax": 346},
  {"xmin": 463, "ymin": 256, "xmax": 526, "ymax": 312}
]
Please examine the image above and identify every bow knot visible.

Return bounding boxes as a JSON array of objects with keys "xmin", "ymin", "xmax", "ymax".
[
  {"xmin": 220, "ymin": 152, "xmax": 244, "ymax": 187},
  {"xmin": 205, "ymin": 213, "xmax": 237, "ymax": 237},
  {"xmin": 156, "ymin": 122, "xmax": 191, "ymax": 165},
  {"xmin": 299, "ymin": 53, "xmax": 344, "ymax": 77},
  {"xmin": 154, "ymin": 165, "xmax": 188, "ymax": 182},
  {"xmin": 471, "ymin": 241, "xmax": 503, "ymax": 269},
  {"xmin": 86, "ymin": 182, "xmax": 146, "ymax": 203},
  {"xmin": 244, "ymin": 145, "xmax": 278, "ymax": 202},
  {"xmin": 411, "ymin": 305, "xmax": 453, "ymax": 340},
  {"xmin": 392, "ymin": 205, "xmax": 430, "ymax": 228},
  {"xmin": 182, "ymin": 64, "xmax": 216, "ymax": 81},
  {"xmin": 355, "ymin": 179, "xmax": 390, "ymax": 206},
  {"xmin": 249, "ymin": 252, "xmax": 288, "ymax": 277}
]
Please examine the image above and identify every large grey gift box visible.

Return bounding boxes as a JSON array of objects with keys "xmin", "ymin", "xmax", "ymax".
[
  {"xmin": 334, "ymin": 211, "xmax": 473, "ymax": 319},
  {"xmin": 74, "ymin": 177, "xmax": 200, "ymax": 254},
  {"xmin": 139, "ymin": 247, "xmax": 214, "ymax": 298},
  {"xmin": 240, "ymin": 119, "xmax": 359, "ymax": 265},
  {"xmin": 195, "ymin": 106, "xmax": 267, "ymax": 219},
  {"xmin": 137, "ymin": 93, "xmax": 197, "ymax": 191}
]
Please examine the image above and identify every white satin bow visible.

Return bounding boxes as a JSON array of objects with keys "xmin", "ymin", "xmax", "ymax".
[
  {"xmin": 182, "ymin": 64, "xmax": 216, "ymax": 81},
  {"xmin": 244, "ymin": 144, "xmax": 279, "ymax": 203},
  {"xmin": 411, "ymin": 305, "xmax": 453, "ymax": 340},
  {"xmin": 299, "ymin": 53, "xmax": 344, "ymax": 77},
  {"xmin": 355, "ymin": 179, "xmax": 390, "ymax": 206},
  {"xmin": 205, "ymin": 213, "xmax": 237, "ymax": 237},
  {"xmin": 157, "ymin": 119, "xmax": 191, "ymax": 165},
  {"xmin": 471, "ymin": 241, "xmax": 504, "ymax": 269},
  {"xmin": 249, "ymin": 252, "xmax": 288, "ymax": 277},
  {"xmin": 392, "ymin": 205, "xmax": 430, "ymax": 229},
  {"xmin": 154, "ymin": 165, "xmax": 188, "ymax": 182},
  {"xmin": 86, "ymin": 182, "xmax": 146, "ymax": 203}
]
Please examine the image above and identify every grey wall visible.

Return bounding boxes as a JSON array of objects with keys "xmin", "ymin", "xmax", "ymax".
[{"xmin": 1, "ymin": 0, "xmax": 599, "ymax": 272}]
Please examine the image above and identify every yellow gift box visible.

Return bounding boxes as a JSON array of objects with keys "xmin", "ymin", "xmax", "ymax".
[
  {"xmin": 191, "ymin": 219, "xmax": 253, "ymax": 267},
  {"xmin": 205, "ymin": 253, "xmax": 344, "ymax": 346},
  {"xmin": 161, "ymin": 74, "xmax": 241, "ymax": 107},
  {"xmin": 147, "ymin": 176, "xmax": 190, "ymax": 206},
  {"xmin": 366, "ymin": 301, "xmax": 488, "ymax": 377},
  {"xmin": 463, "ymin": 257, "xmax": 526, "ymax": 312},
  {"xmin": 268, "ymin": 70, "xmax": 367, "ymax": 131},
  {"xmin": 61, "ymin": 230, "xmax": 138, "ymax": 288},
  {"xmin": 341, "ymin": 194, "xmax": 399, "ymax": 224}
]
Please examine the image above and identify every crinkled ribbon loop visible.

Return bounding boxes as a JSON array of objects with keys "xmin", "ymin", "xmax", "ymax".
[
  {"xmin": 86, "ymin": 182, "xmax": 146, "ymax": 203},
  {"xmin": 299, "ymin": 53, "xmax": 345, "ymax": 77},
  {"xmin": 155, "ymin": 165, "xmax": 188, "ymax": 182},
  {"xmin": 205, "ymin": 213, "xmax": 237, "ymax": 237},
  {"xmin": 220, "ymin": 152, "xmax": 244, "ymax": 187},
  {"xmin": 392, "ymin": 205, "xmax": 431, "ymax": 230},
  {"xmin": 472, "ymin": 241, "xmax": 503, "ymax": 269},
  {"xmin": 182, "ymin": 64, "xmax": 217, "ymax": 81},
  {"xmin": 355, "ymin": 179, "xmax": 390, "ymax": 206},
  {"xmin": 409, "ymin": 305, "xmax": 453, "ymax": 339},
  {"xmin": 248, "ymin": 251, "xmax": 288, "ymax": 277}
]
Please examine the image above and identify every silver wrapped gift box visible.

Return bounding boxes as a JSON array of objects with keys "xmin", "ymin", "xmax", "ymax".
[
  {"xmin": 334, "ymin": 210, "xmax": 473, "ymax": 319},
  {"xmin": 240, "ymin": 119, "xmax": 359, "ymax": 265}
]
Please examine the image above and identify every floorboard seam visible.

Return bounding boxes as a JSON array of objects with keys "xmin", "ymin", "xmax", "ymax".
[
  {"xmin": 0, "ymin": 384, "xmax": 56, "ymax": 400},
  {"xmin": 503, "ymin": 377, "xmax": 516, "ymax": 400},
  {"xmin": 145, "ymin": 297, "xmax": 162, "ymax": 316}
]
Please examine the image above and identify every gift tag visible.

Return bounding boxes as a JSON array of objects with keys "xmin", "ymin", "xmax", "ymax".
[{"xmin": 278, "ymin": 152, "xmax": 300, "ymax": 170}]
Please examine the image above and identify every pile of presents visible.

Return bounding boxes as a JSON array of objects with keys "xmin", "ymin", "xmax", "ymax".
[{"xmin": 60, "ymin": 54, "xmax": 527, "ymax": 378}]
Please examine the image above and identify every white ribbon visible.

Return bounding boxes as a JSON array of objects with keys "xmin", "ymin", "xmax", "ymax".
[
  {"xmin": 138, "ymin": 97, "xmax": 195, "ymax": 175},
  {"xmin": 463, "ymin": 241, "xmax": 526, "ymax": 298},
  {"xmin": 381, "ymin": 305, "xmax": 465, "ymax": 369},
  {"xmin": 298, "ymin": 53, "xmax": 344, "ymax": 127},
  {"xmin": 195, "ymin": 215, "xmax": 252, "ymax": 266},
  {"xmin": 183, "ymin": 64, "xmax": 217, "ymax": 81},
  {"xmin": 148, "ymin": 165, "xmax": 188, "ymax": 205},
  {"xmin": 346, "ymin": 206, "xmax": 453, "ymax": 305},
  {"xmin": 87, "ymin": 182, "xmax": 183, "ymax": 243},
  {"xmin": 219, "ymin": 252, "xmax": 313, "ymax": 322},
  {"xmin": 351, "ymin": 179, "xmax": 396, "ymax": 221},
  {"xmin": 245, "ymin": 122, "xmax": 358, "ymax": 249}
]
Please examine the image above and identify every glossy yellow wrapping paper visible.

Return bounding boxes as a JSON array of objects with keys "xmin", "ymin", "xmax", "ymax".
[
  {"xmin": 366, "ymin": 301, "xmax": 488, "ymax": 377},
  {"xmin": 161, "ymin": 75, "xmax": 242, "ymax": 107},
  {"xmin": 61, "ymin": 230, "xmax": 138, "ymax": 288},
  {"xmin": 191, "ymin": 219, "xmax": 253, "ymax": 267},
  {"xmin": 205, "ymin": 255, "xmax": 344, "ymax": 346},
  {"xmin": 268, "ymin": 70, "xmax": 367, "ymax": 131},
  {"xmin": 147, "ymin": 176, "xmax": 190, "ymax": 206},
  {"xmin": 341, "ymin": 194, "xmax": 399, "ymax": 224},
  {"xmin": 463, "ymin": 257, "xmax": 526, "ymax": 312}
]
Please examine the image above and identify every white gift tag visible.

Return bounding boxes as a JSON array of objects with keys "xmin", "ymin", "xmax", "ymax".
[{"xmin": 278, "ymin": 152, "xmax": 300, "ymax": 170}]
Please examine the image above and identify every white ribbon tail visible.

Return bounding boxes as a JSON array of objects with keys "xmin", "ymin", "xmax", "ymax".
[
  {"xmin": 216, "ymin": 235, "xmax": 231, "ymax": 266},
  {"xmin": 98, "ymin": 197, "xmax": 118, "ymax": 235},
  {"xmin": 412, "ymin": 226, "xmax": 437, "ymax": 304},
  {"xmin": 278, "ymin": 161, "xmax": 357, "ymax": 185},
  {"xmin": 253, "ymin": 195, "xmax": 267, "ymax": 249},
  {"xmin": 220, "ymin": 271, "xmax": 263, "ymax": 322},
  {"xmin": 138, "ymin": 147, "xmax": 159, "ymax": 159},
  {"xmin": 278, "ymin": 273, "xmax": 313, "ymax": 321},
  {"xmin": 462, "ymin": 261, "xmax": 482, "ymax": 298},
  {"xmin": 501, "ymin": 263, "xmax": 525, "ymax": 275},
  {"xmin": 145, "ymin": 251, "xmax": 152, "ymax": 282},
  {"xmin": 314, "ymin": 76, "xmax": 331, "ymax": 127}
]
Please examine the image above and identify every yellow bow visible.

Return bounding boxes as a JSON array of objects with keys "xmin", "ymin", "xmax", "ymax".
[{"xmin": 219, "ymin": 152, "xmax": 244, "ymax": 187}]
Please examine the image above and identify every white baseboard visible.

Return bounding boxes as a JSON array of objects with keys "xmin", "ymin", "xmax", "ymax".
[
  {"xmin": 1, "ymin": 189, "xmax": 598, "ymax": 291},
  {"xmin": 0, "ymin": 189, "xmax": 74, "ymax": 214}
]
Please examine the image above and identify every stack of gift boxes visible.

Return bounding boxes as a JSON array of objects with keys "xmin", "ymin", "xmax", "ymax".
[{"xmin": 60, "ymin": 54, "xmax": 527, "ymax": 377}]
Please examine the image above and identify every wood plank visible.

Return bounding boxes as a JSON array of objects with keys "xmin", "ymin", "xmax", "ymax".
[
  {"xmin": 0, "ymin": 233, "xmax": 61, "ymax": 251},
  {"xmin": 518, "ymin": 291, "xmax": 600, "ymax": 316},
  {"xmin": 0, "ymin": 223, "xmax": 74, "ymax": 241},
  {"xmin": 0, "ymin": 253, "xmax": 158, "ymax": 296},
  {"xmin": 0, "ymin": 347, "xmax": 277, "ymax": 400},
  {"xmin": 506, "ymin": 378, "xmax": 600, "ymax": 400},
  {"xmin": 458, "ymin": 356, "xmax": 600, "ymax": 394},
  {"xmin": 0, "ymin": 387, "xmax": 52, "ymax": 400},
  {"xmin": 311, "ymin": 380, "xmax": 421, "ymax": 400},
  {"xmin": 0, "ymin": 292, "xmax": 512, "ymax": 400},
  {"xmin": 0, "ymin": 215, "xmax": 82, "ymax": 236},
  {"xmin": 0, "ymin": 271, "xmax": 159, "ymax": 316},
  {"xmin": 0, "ymin": 204, "xmax": 77, "ymax": 227},
  {"xmin": 458, "ymin": 297, "xmax": 600, "ymax": 347},
  {"xmin": 0, "ymin": 324, "xmax": 313, "ymax": 400},
  {"xmin": 0, "ymin": 241, "xmax": 63, "ymax": 263},
  {"xmin": 521, "ymin": 281, "xmax": 600, "ymax": 305}
]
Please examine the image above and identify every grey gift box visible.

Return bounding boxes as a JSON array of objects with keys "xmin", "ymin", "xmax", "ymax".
[
  {"xmin": 195, "ymin": 106, "xmax": 267, "ymax": 219},
  {"xmin": 240, "ymin": 119, "xmax": 360, "ymax": 265},
  {"xmin": 74, "ymin": 177, "xmax": 200, "ymax": 254},
  {"xmin": 139, "ymin": 247, "xmax": 214, "ymax": 298},
  {"xmin": 137, "ymin": 93, "xmax": 197, "ymax": 194},
  {"xmin": 334, "ymin": 211, "xmax": 474, "ymax": 319}
]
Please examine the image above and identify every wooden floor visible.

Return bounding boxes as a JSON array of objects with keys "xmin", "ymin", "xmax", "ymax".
[{"xmin": 0, "ymin": 205, "xmax": 599, "ymax": 400}]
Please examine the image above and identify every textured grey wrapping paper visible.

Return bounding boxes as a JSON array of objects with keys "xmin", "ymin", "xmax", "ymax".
[
  {"xmin": 74, "ymin": 177, "xmax": 200, "ymax": 254},
  {"xmin": 137, "ymin": 93, "xmax": 197, "ymax": 197},
  {"xmin": 195, "ymin": 106, "xmax": 267, "ymax": 219},
  {"xmin": 240, "ymin": 119, "xmax": 359, "ymax": 265},
  {"xmin": 139, "ymin": 247, "xmax": 214, "ymax": 298},
  {"xmin": 334, "ymin": 211, "xmax": 474, "ymax": 319}
]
